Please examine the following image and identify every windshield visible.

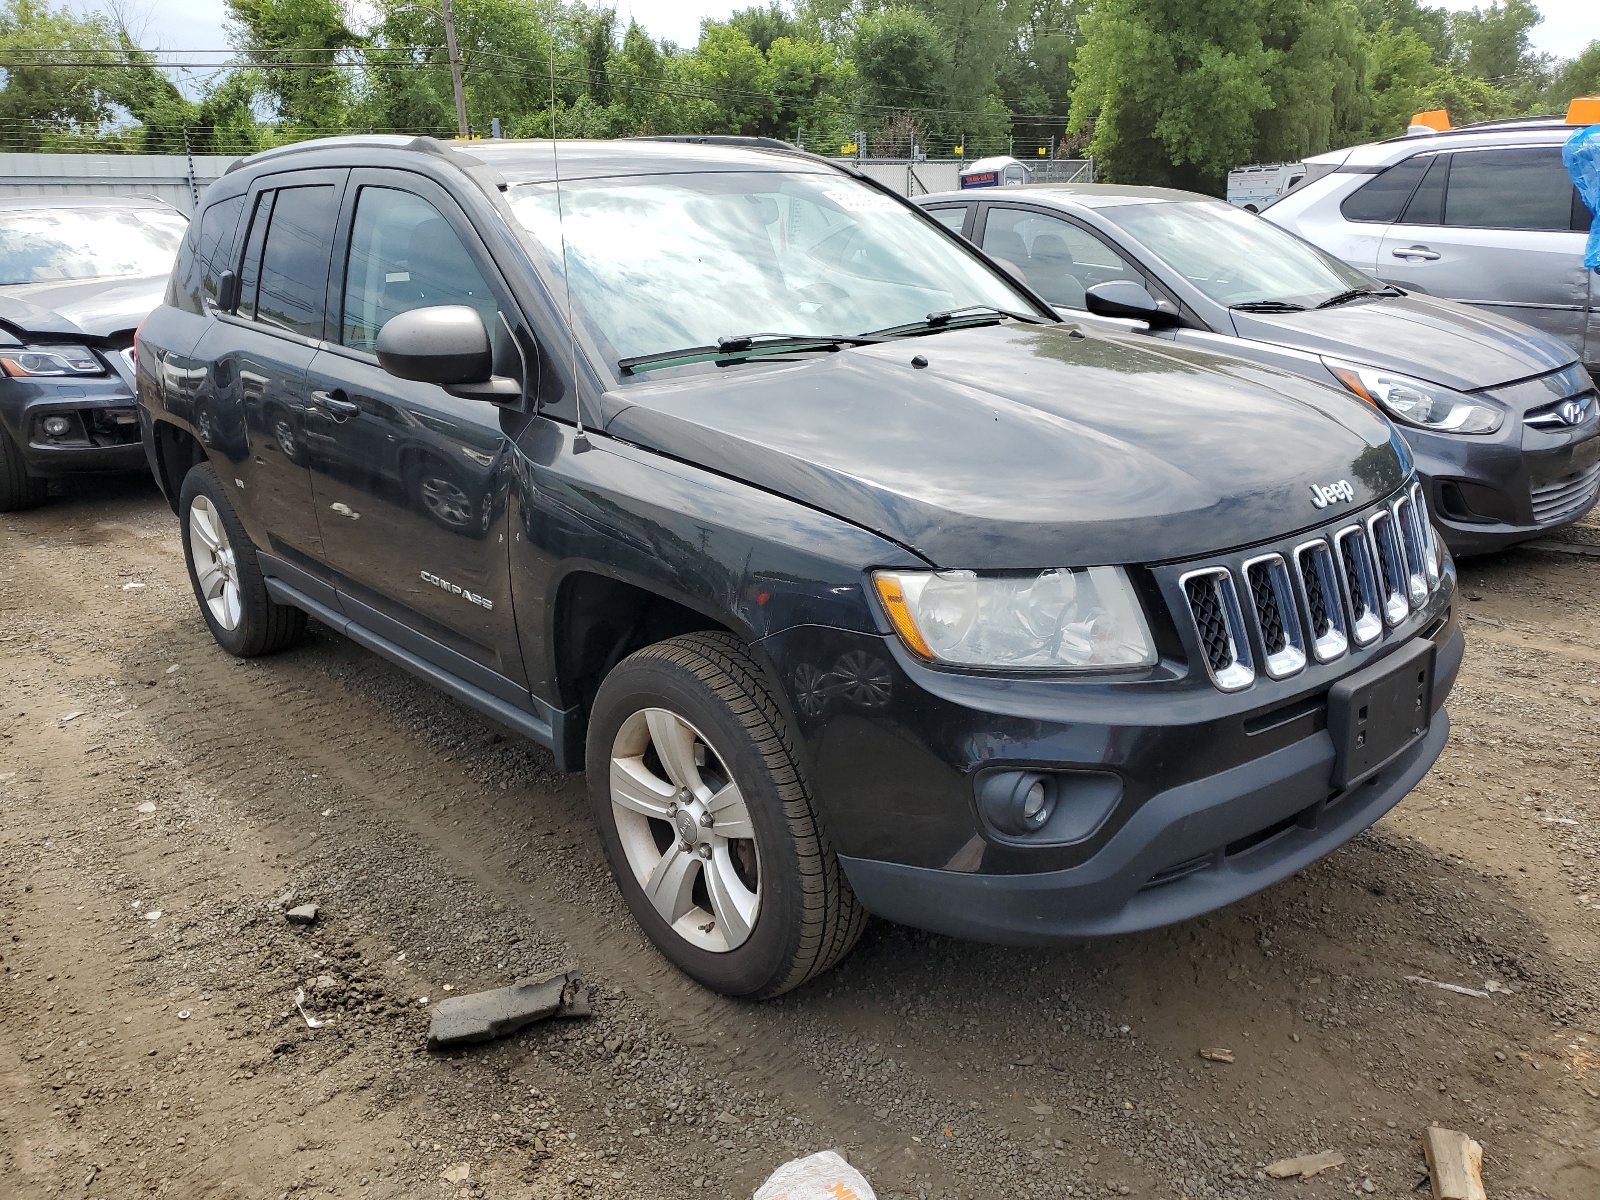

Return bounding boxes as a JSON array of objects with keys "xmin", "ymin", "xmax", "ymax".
[
  {"xmin": 1111, "ymin": 200, "xmax": 1374, "ymax": 308},
  {"xmin": 0, "ymin": 206, "xmax": 188, "ymax": 286},
  {"xmin": 507, "ymin": 170, "xmax": 1038, "ymax": 366}
]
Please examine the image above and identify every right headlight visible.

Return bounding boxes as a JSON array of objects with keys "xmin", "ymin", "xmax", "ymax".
[
  {"xmin": 871, "ymin": 566, "xmax": 1156, "ymax": 671},
  {"xmin": 1325, "ymin": 360, "xmax": 1502, "ymax": 434}
]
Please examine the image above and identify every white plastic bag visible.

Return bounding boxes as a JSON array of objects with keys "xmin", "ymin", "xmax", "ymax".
[{"xmin": 752, "ymin": 1150, "xmax": 877, "ymax": 1200}]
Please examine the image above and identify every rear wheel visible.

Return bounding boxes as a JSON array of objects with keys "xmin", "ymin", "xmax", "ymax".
[
  {"xmin": 179, "ymin": 462, "xmax": 306, "ymax": 657},
  {"xmin": 0, "ymin": 427, "xmax": 48, "ymax": 511},
  {"xmin": 586, "ymin": 632, "xmax": 865, "ymax": 998}
]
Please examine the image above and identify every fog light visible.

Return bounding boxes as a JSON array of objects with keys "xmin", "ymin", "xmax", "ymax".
[
  {"xmin": 979, "ymin": 771, "xmax": 1056, "ymax": 836},
  {"xmin": 42, "ymin": 415, "xmax": 71, "ymax": 437}
]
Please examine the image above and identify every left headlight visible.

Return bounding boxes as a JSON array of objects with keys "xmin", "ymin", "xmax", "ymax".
[
  {"xmin": 1325, "ymin": 360, "xmax": 1501, "ymax": 434},
  {"xmin": 0, "ymin": 344, "xmax": 104, "ymax": 378},
  {"xmin": 871, "ymin": 566, "xmax": 1157, "ymax": 671}
]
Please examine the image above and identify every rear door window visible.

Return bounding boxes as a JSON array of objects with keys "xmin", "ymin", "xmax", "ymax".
[
  {"xmin": 1443, "ymin": 147, "xmax": 1576, "ymax": 231},
  {"xmin": 254, "ymin": 185, "xmax": 339, "ymax": 339},
  {"xmin": 924, "ymin": 206, "xmax": 970, "ymax": 236},
  {"xmin": 1397, "ymin": 155, "xmax": 1448, "ymax": 226},
  {"xmin": 1339, "ymin": 156, "xmax": 1429, "ymax": 223},
  {"xmin": 197, "ymin": 195, "xmax": 246, "ymax": 312}
]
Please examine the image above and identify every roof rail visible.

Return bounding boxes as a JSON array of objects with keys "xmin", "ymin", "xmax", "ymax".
[
  {"xmin": 631, "ymin": 135, "xmax": 801, "ymax": 152},
  {"xmin": 224, "ymin": 134, "xmax": 416, "ymax": 174}
]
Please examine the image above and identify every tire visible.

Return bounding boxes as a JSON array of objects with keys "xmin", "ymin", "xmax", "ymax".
[
  {"xmin": 586, "ymin": 631, "xmax": 865, "ymax": 998},
  {"xmin": 410, "ymin": 457, "xmax": 478, "ymax": 533},
  {"xmin": 0, "ymin": 427, "xmax": 48, "ymax": 512},
  {"xmin": 178, "ymin": 462, "xmax": 306, "ymax": 657}
]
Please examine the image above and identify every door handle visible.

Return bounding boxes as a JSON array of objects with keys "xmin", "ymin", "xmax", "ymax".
[
  {"xmin": 1391, "ymin": 246, "xmax": 1440, "ymax": 261},
  {"xmin": 312, "ymin": 388, "xmax": 360, "ymax": 417}
]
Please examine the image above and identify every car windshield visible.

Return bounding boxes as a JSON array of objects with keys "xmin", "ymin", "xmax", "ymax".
[
  {"xmin": 1111, "ymin": 199, "xmax": 1374, "ymax": 309},
  {"xmin": 0, "ymin": 206, "xmax": 188, "ymax": 286},
  {"xmin": 507, "ymin": 170, "xmax": 1037, "ymax": 365}
]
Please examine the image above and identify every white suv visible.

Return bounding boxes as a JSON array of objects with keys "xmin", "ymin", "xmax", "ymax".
[{"xmin": 1265, "ymin": 115, "xmax": 1596, "ymax": 372}]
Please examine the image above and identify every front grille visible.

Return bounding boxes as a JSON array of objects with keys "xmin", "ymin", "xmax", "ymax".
[
  {"xmin": 1243, "ymin": 554, "xmax": 1305, "ymax": 679},
  {"xmin": 1367, "ymin": 510, "xmax": 1410, "ymax": 626},
  {"xmin": 1174, "ymin": 488, "xmax": 1445, "ymax": 691},
  {"xmin": 1179, "ymin": 568, "xmax": 1255, "ymax": 691},
  {"xmin": 1531, "ymin": 462, "xmax": 1600, "ymax": 525}
]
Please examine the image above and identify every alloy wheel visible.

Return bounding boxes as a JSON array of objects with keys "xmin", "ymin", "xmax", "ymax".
[
  {"xmin": 188, "ymin": 494, "xmax": 242, "ymax": 631},
  {"xmin": 609, "ymin": 707, "xmax": 760, "ymax": 952}
]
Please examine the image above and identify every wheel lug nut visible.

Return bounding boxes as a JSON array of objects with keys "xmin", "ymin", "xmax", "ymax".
[
  {"xmin": 697, "ymin": 844, "xmax": 712, "ymax": 860},
  {"xmin": 699, "ymin": 812, "xmax": 714, "ymax": 828},
  {"xmin": 666, "ymin": 802, "xmax": 678, "ymax": 817}
]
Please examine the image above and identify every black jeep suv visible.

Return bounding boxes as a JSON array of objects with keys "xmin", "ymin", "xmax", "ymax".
[{"xmin": 135, "ymin": 135, "xmax": 1463, "ymax": 997}]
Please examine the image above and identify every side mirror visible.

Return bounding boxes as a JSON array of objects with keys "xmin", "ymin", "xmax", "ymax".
[
  {"xmin": 216, "ymin": 269, "xmax": 240, "ymax": 313},
  {"xmin": 1084, "ymin": 280, "xmax": 1169, "ymax": 323},
  {"xmin": 375, "ymin": 305, "xmax": 520, "ymax": 400}
]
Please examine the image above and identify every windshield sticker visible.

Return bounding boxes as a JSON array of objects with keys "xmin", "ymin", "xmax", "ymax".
[{"xmin": 823, "ymin": 190, "xmax": 903, "ymax": 213}]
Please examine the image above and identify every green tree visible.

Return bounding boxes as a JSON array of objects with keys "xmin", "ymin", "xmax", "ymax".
[
  {"xmin": 1546, "ymin": 41, "xmax": 1600, "ymax": 108},
  {"xmin": 686, "ymin": 21, "xmax": 776, "ymax": 135},
  {"xmin": 225, "ymin": 0, "xmax": 361, "ymax": 132}
]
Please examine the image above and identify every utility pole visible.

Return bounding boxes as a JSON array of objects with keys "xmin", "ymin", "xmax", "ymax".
[{"xmin": 441, "ymin": 0, "xmax": 469, "ymax": 139}]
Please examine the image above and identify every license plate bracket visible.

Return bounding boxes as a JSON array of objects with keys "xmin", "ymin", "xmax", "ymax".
[{"xmin": 1327, "ymin": 637, "xmax": 1435, "ymax": 791}]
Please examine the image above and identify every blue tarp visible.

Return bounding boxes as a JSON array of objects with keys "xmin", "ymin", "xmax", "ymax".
[{"xmin": 1565, "ymin": 123, "xmax": 1600, "ymax": 270}]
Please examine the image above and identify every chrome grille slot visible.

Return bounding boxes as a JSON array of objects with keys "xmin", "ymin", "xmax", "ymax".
[
  {"xmin": 1367, "ymin": 510, "xmax": 1409, "ymax": 626},
  {"xmin": 1180, "ymin": 567, "xmax": 1255, "ymax": 692},
  {"xmin": 1293, "ymin": 539, "xmax": 1348, "ymax": 663},
  {"xmin": 1243, "ymin": 553, "xmax": 1306, "ymax": 679},
  {"xmin": 1392, "ymin": 494, "xmax": 1429, "ymax": 608},
  {"xmin": 1410, "ymin": 481, "xmax": 1440, "ymax": 585},
  {"xmin": 1334, "ymin": 524, "xmax": 1384, "ymax": 646}
]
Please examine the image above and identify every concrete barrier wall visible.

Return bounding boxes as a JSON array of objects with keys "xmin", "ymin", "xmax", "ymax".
[{"xmin": 0, "ymin": 153, "xmax": 242, "ymax": 213}]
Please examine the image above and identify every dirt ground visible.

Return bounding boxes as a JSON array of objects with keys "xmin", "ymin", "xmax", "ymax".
[{"xmin": 1, "ymin": 475, "xmax": 1597, "ymax": 1200}]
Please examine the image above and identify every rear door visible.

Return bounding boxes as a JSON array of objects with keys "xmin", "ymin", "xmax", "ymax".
[
  {"xmin": 303, "ymin": 169, "xmax": 529, "ymax": 690},
  {"xmin": 193, "ymin": 172, "xmax": 344, "ymax": 562},
  {"xmin": 1377, "ymin": 145, "xmax": 1590, "ymax": 359}
]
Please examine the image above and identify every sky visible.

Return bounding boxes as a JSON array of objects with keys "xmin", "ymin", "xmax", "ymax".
[{"xmin": 75, "ymin": 0, "xmax": 1600, "ymax": 75}]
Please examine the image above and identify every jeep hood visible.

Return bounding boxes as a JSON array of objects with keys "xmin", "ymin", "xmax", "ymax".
[
  {"xmin": 0, "ymin": 274, "xmax": 168, "ymax": 341},
  {"xmin": 1230, "ymin": 291, "xmax": 1577, "ymax": 392},
  {"xmin": 601, "ymin": 322, "xmax": 1405, "ymax": 569}
]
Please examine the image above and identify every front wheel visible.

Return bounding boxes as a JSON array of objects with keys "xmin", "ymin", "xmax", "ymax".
[
  {"xmin": 0, "ymin": 427, "xmax": 48, "ymax": 511},
  {"xmin": 179, "ymin": 462, "xmax": 306, "ymax": 657},
  {"xmin": 586, "ymin": 632, "xmax": 865, "ymax": 998}
]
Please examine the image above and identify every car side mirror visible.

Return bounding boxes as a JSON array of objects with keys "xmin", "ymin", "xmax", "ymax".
[
  {"xmin": 216, "ymin": 269, "xmax": 240, "ymax": 313},
  {"xmin": 1084, "ymin": 281, "xmax": 1177, "ymax": 327},
  {"xmin": 375, "ymin": 306, "xmax": 520, "ymax": 401}
]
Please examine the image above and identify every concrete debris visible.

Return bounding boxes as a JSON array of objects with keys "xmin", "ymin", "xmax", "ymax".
[
  {"xmin": 426, "ymin": 969, "xmax": 588, "ymax": 1050},
  {"xmin": 440, "ymin": 1163, "xmax": 472, "ymax": 1184},
  {"xmin": 1484, "ymin": 980, "xmax": 1513, "ymax": 995},
  {"xmin": 1265, "ymin": 1150, "xmax": 1345, "ymax": 1179},
  {"xmin": 60, "ymin": 711, "xmax": 83, "ymax": 724},
  {"xmin": 753, "ymin": 1150, "xmax": 876, "ymax": 1200},
  {"xmin": 1199, "ymin": 1047, "xmax": 1236, "ymax": 1063},
  {"xmin": 136, "ymin": 801, "xmax": 156, "ymax": 814},
  {"xmin": 1027, "ymin": 1102, "xmax": 1053, "ymax": 1116},
  {"xmin": 1423, "ymin": 1127, "xmax": 1487, "ymax": 1200},
  {"xmin": 1405, "ymin": 975, "xmax": 1492, "ymax": 1000},
  {"xmin": 285, "ymin": 904, "xmax": 318, "ymax": 925}
]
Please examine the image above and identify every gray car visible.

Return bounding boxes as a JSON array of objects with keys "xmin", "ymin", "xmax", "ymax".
[
  {"xmin": 1261, "ymin": 114, "xmax": 1597, "ymax": 374},
  {"xmin": 0, "ymin": 195, "xmax": 185, "ymax": 509},
  {"xmin": 914, "ymin": 183, "xmax": 1599, "ymax": 555}
]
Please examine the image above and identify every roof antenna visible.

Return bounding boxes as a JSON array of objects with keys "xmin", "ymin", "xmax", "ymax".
[{"xmin": 549, "ymin": 32, "xmax": 589, "ymax": 452}]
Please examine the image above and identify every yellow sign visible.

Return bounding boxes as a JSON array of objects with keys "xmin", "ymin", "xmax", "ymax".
[
  {"xmin": 953, "ymin": 145, "xmax": 963, "ymax": 155},
  {"xmin": 841, "ymin": 142, "xmax": 858, "ymax": 154},
  {"xmin": 1037, "ymin": 146, "xmax": 1047, "ymax": 156}
]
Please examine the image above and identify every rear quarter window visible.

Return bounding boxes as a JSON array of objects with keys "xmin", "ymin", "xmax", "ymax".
[
  {"xmin": 169, "ymin": 195, "xmax": 245, "ymax": 315},
  {"xmin": 1339, "ymin": 156, "xmax": 1429, "ymax": 223}
]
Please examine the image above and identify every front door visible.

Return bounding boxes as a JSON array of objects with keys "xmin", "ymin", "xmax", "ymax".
[
  {"xmin": 304, "ymin": 170, "xmax": 529, "ymax": 690},
  {"xmin": 202, "ymin": 175, "xmax": 345, "ymax": 564},
  {"xmin": 1377, "ymin": 145, "xmax": 1591, "ymax": 360}
]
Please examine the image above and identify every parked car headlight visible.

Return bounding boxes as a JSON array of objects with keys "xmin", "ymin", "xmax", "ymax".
[
  {"xmin": 1325, "ymin": 360, "xmax": 1501, "ymax": 434},
  {"xmin": 871, "ymin": 567, "xmax": 1157, "ymax": 670},
  {"xmin": 0, "ymin": 344, "xmax": 104, "ymax": 378}
]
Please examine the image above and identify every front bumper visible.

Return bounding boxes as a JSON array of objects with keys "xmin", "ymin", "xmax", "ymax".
[
  {"xmin": 0, "ymin": 377, "xmax": 146, "ymax": 477},
  {"xmin": 1406, "ymin": 372, "xmax": 1600, "ymax": 555},
  {"xmin": 758, "ymin": 500, "xmax": 1460, "ymax": 943}
]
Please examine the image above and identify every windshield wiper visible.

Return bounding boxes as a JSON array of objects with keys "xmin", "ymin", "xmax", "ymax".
[
  {"xmin": 871, "ymin": 304, "xmax": 1047, "ymax": 337},
  {"xmin": 1229, "ymin": 300, "xmax": 1308, "ymax": 313},
  {"xmin": 619, "ymin": 332, "xmax": 883, "ymax": 376},
  {"xmin": 1315, "ymin": 286, "xmax": 1402, "ymax": 309}
]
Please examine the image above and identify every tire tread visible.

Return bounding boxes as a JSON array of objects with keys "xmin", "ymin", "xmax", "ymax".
[{"xmin": 0, "ymin": 428, "xmax": 48, "ymax": 511}]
